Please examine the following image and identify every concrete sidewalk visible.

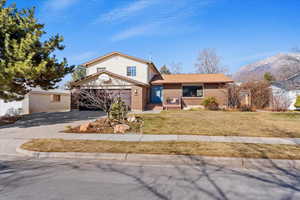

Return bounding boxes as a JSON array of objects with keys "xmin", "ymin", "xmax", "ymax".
[
  {"xmin": 3, "ymin": 133, "xmax": 300, "ymax": 145},
  {"xmin": 12, "ymin": 133, "xmax": 300, "ymax": 145}
]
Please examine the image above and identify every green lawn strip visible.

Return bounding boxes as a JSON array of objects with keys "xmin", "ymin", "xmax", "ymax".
[{"xmin": 21, "ymin": 139, "xmax": 300, "ymax": 160}]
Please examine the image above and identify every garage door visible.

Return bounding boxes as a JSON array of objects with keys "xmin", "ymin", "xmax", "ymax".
[{"xmin": 79, "ymin": 89, "xmax": 131, "ymax": 111}]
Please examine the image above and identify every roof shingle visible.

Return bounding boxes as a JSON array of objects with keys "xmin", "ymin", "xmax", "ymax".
[{"xmin": 151, "ymin": 74, "xmax": 233, "ymax": 84}]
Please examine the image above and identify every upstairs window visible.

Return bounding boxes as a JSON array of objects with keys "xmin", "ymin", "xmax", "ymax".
[
  {"xmin": 127, "ymin": 66, "xmax": 136, "ymax": 77},
  {"xmin": 97, "ymin": 67, "xmax": 106, "ymax": 72},
  {"xmin": 182, "ymin": 86, "xmax": 203, "ymax": 97}
]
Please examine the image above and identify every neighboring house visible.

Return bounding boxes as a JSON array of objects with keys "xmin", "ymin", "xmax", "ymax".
[
  {"xmin": 0, "ymin": 88, "xmax": 71, "ymax": 116},
  {"xmin": 271, "ymin": 73, "xmax": 300, "ymax": 110},
  {"xmin": 71, "ymin": 52, "xmax": 233, "ymax": 111}
]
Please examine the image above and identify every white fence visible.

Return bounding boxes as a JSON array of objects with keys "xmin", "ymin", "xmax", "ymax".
[{"xmin": 0, "ymin": 100, "xmax": 23, "ymax": 116}]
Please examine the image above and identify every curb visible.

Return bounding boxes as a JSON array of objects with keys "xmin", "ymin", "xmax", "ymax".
[{"xmin": 16, "ymin": 147, "xmax": 300, "ymax": 169}]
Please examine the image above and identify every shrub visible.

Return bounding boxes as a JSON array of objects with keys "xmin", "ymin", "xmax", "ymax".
[
  {"xmin": 271, "ymin": 92, "xmax": 291, "ymax": 112},
  {"xmin": 239, "ymin": 105, "xmax": 254, "ymax": 112},
  {"xmin": 227, "ymin": 84, "xmax": 241, "ymax": 109},
  {"xmin": 241, "ymin": 81, "xmax": 271, "ymax": 109},
  {"xmin": 202, "ymin": 97, "xmax": 219, "ymax": 110},
  {"xmin": 295, "ymin": 96, "xmax": 300, "ymax": 108},
  {"xmin": 109, "ymin": 98, "xmax": 128, "ymax": 122}
]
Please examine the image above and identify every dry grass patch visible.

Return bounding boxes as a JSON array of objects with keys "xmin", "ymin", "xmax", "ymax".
[
  {"xmin": 139, "ymin": 110, "xmax": 300, "ymax": 137},
  {"xmin": 22, "ymin": 139, "xmax": 300, "ymax": 160}
]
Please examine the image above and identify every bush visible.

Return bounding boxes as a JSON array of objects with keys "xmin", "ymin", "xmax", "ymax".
[
  {"xmin": 295, "ymin": 96, "xmax": 300, "ymax": 108},
  {"xmin": 271, "ymin": 93, "xmax": 291, "ymax": 112},
  {"xmin": 239, "ymin": 105, "xmax": 254, "ymax": 112},
  {"xmin": 227, "ymin": 84, "xmax": 241, "ymax": 109},
  {"xmin": 202, "ymin": 97, "xmax": 219, "ymax": 110},
  {"xmin": 241, "ymin": 81, "xmax": 271, "ymax": 109},
  {"xmin": 109, "ymin": 98, "xmax": 128, "ymax": 122}
]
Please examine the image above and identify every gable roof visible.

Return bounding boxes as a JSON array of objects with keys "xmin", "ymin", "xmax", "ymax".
[
  {"xmin": 271, "ymin": 73, "xmax": 300, "ymax": 91},
  {"xmin": 151, "ymin": 74, "xmax": 234, "ymax": 84},
  {"xmin": 82, "ymin": 52, "xmax": 160, "ymax": 74},
  {"xmin": 286, "ymin": 72, "xmax": 300, "ymax": 81},
  {"xmin": 71, "ymin": 70, "xmax": 149, "ymax": 87}
]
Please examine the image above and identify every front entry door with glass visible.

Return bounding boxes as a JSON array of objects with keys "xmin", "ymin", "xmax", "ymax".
[{"xmin": 151, "ymin": 86, "xmax": 163, "ymax": 103}]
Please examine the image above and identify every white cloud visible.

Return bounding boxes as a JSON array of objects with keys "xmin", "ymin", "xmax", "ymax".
[
  {"xmin": 99, "ymin": 0, "xmax": 215, "ymax": 41},
  {"xmin": 111, "ymin": 23, "xmax": 159, "ymax": 41},
  {"xmin": 70, "ymin": 51, "xmax": 98, "ymax": 63},
  {"xmin": 44, "ymin": 0, "xmax": 79, "ymax": 11},
  {"xmin": 95, "ymin": 0, "xmax": 159, "ymax": 23}
]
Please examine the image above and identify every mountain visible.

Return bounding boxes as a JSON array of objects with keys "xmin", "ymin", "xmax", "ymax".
[{"xmin": 234, "ymin": 53, "xmax": 300, "ymax": 82}]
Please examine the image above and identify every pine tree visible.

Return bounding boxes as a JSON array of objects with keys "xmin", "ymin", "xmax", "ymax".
[
  {"xmin": 264, "ymin": 72, "xmax": 275, "ymax": 82},
  {"xmin": 160, "ymin": 65, "xmax": 171, "ymax": 74},
  {"xmin": 0, "ymin": 0, "xmax": 73, "ymax": 101},
  {"xmin": 72, "ymin": 65, "xmax": 86, "ymax": 81}
]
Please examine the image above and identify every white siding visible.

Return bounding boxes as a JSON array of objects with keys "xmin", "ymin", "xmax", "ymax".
[
  {"xmin": 79, "ymin": 74, "xmax": 133, "ymax": 89},
  {"xmin": 86, "ymin": 55, "xmax": 149, "ymax": 84},
  {"xmin": 289, "ymin": 90, "xmax": 300, "ymax": 110},
  {"xmin": 271, "ymin": 85, "xmax": 300, "ymax": 110}
]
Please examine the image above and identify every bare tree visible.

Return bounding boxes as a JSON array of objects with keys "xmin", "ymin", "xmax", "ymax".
[
  {"xmin": 78, "ymin": 76, "xmax": 130, "ymax": 119},
  {"xmin": 79, "ymin": 89, "xmax": 115, "ymax": 118},
  {"xmin": 227, "ymin": 84, "xmax": 241, "ymax": 108},
  {"xmin": 241, "ymin": 81, "xmax": 271, "ymax": 109},
  {"xmin": 271, "ymin": 90, "xmax": 292, "ymax": 112},
  {"xmin": 170, "ymin": 62, "xmax": 182, "ymax": 74},
  {"xmin": 195, "ymin": 48, "xmax": 227, "ymax": 74}
]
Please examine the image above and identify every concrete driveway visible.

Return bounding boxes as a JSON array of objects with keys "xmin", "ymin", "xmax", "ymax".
[{"xmin": 0, "ymin": 111, "xmax": 104, "ymax": 156}]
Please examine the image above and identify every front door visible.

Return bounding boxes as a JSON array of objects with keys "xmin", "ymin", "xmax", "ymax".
[{"xmin": 151, "ymin": 86, "xmax": 163, "ymax": 103}]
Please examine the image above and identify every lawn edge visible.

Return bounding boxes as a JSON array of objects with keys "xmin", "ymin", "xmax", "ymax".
[{"xmin": 16, "ymin": 146, "xmax": 300, "ymax": 170}]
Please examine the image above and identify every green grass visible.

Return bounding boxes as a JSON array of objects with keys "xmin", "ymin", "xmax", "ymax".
[
  {"xmin": 138, "ymin": 110, "xmax": 300, "ymax": 138},
  {"xmin": 22, "ymin": 139, "xmax": 300, "ymax": 160}
]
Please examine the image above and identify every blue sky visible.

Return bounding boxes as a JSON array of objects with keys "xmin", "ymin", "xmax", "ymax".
[{"xmin": 7, "ymin": 0, "xmax": 300, "ymax": 85}]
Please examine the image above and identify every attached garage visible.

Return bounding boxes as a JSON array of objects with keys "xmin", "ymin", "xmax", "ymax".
[
  {"xmin": 78, "ymin": 89, "xmax": 132, "ymax": 111},
  {"xmin": 71, "ymin": 70, "xmax": 150, "ymax": 111}
]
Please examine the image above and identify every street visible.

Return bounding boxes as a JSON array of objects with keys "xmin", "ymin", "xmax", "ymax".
[{"xmin": 0, "ymin": 156, "xmax": 299, "ymax": 200}]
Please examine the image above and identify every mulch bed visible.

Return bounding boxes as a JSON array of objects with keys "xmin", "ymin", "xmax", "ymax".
[{"xmin": 0, "ymin": 115, "xmax": 21, "ymax": 126}]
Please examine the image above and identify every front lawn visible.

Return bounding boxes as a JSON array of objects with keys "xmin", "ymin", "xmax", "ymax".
[
  {"xmin": 139, "ymin": 110, "xmax": 300, "ymax": 138},
  {"xmin": 22, "ymin": 139, "xmax": 300, "ymax": 160}
]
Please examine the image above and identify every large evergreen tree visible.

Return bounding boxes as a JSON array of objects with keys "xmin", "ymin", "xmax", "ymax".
[
  {"xmin": 0, "ymin": 0, "xmax": 73, "ymax": 101},
  {"xmin": 72, "ymin": 65, "xmax": 86, "ymax": 81}
]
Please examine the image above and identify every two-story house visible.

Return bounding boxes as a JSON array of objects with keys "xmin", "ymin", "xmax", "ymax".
[
  {"xmin": 271, "ymin": 73, "xmax": 300, "ymax": 110},
  {"xmin": 71, "ymin": 52, "xmax": 233, "ymax": 111}
]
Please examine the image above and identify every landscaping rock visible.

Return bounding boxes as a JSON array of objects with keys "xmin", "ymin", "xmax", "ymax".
[
  {"xmin": 79, "ymin": 123, "xmax": 91, "ymax": 132},
  {"xmin": 113, "ymin": 124, "xmax": 130, "ymax": 134},
  {"xmin": 127, "ymin": 116, "xmax": 136, "ymax": 123}
]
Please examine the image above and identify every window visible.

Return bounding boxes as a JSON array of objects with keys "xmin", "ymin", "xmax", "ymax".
[
  {"xmin": 182, "ymin": 86, "xmax": 203, "ymax": 97},
  {"xmin": 97, "ymin": 67, "xmax": 106, "ymax": 72},
  {"xmin": 52, "ymin": 94, "xmax": 61, "ymax": 102},
  {"xmin": 127, "ymin": 66, "xmax": 136, "ymax": 76}
]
